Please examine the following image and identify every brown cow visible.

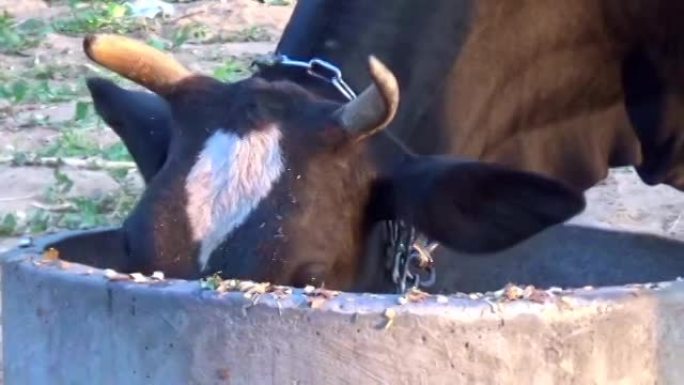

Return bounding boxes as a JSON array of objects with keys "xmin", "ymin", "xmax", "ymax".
[
  {"xmin": 81, "ymin": 32, "xmax": 584, "ymax": 291},
  {"xmin": 85, "ymin": 1, "xmax": 684, "ymax": 293},
  {"xmin": 272, "ymin": 0, "xmax": 684, "ymax": 192}
]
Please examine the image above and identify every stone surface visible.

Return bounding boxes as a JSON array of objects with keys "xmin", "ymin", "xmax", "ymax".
[
  {"xmin": 571, "ymin": 168, "xmax": 684, "ymax": 239},
  {"xmin": 3, "ymin": 248, "xmax": 684, "ymax": 385},
  {"xmin": 4, "ymin": 223, "xmax": 684, "ymax": 384}
]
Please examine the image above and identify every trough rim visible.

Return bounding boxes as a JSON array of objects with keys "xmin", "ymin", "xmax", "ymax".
[{"xmin": 1, "ymin": 227, "xmax": 681, "ymax": 320}]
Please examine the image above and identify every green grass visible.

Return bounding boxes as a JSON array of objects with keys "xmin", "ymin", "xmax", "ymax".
[
  {"xmin": 52, "ymin": 0, "xmax": 142, "ymax": 35},
  {"xmin": 225, "ymin": 25, "xmax": 272, "ymax": 42},
  {"xmin": 0, "ymin": 213, "xmax": 18, "ymax": 236},
  {"xmin": 259, "ymin": 0, "xmax": 292, "ymax": 6},
  {"xmin": 26, "ymin": 63, "xmax": 85, "ymax": 81},
  {"xmin": 0, "ymin": 91, "xmax": 138, "ymax": 238},
  {"xmin": 0, "ymin": 0, "xmax": 191, "ymax": 57},
  {"xmin": 170, "ymin": 22, "xmax": 210, "ymax": 47},
  {"xmin": 0, "ymin": 78, "xmax": 84, "ymax": 104},
  {"xmin": 0, "ymin": 0, "xmax": 295, "ymax": 239},
  {"xmin": 0, "ymin": 11, "xmax": 50, "ymax": 55},
  {"xmin": 38, "ymin": 129, "xmax": 131, "ymax": 161},
  {"xmin": 35, "ymin": 100, "xmax": 133, "ymax": 161},
  {"xmin": 213, "ymin": 58, "xmax": 253, "ymax": 82},
  {"xmin": 0, "ymin": 186, "xmax": 138, "ymax": 237}
]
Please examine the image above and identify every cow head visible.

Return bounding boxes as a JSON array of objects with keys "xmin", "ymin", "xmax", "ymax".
[{"xmin": 83, "ymin": 34, "xmax": 585, "ymax": 290}]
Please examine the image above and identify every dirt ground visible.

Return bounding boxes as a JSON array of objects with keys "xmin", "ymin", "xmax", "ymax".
[{"xmin": 2, "ymin": 0, "xmax": 684, "ymax": 382}]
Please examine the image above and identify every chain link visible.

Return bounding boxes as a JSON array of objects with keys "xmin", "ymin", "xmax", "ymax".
[
  {"xmin": 252, "ymin": 54, "xmax": 357, "ymax": 101},
  {"xmin": 385, "ymin": 220, "xmax": 439, "ymax": 294}
]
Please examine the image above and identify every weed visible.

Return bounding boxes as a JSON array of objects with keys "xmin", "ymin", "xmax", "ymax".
[
  {"xmin": 73, "ymin": 100, "xmax": 93, "ymax": 122},
  {"xmin": 0, "ymin": 213, "xmax": 17, "ymax": 236},
  {"xmin": 27, "ymin": 63, "xmax": 83, "ymax": 81},
  {"xmin": 0, "ymin": 166, "xmax": 139, "ymax": 237},
  {"xmin": 263, "ymin": 0, "xmax": 291, "ymax": 5},
  {"xmin": 101, "ymin": 142, "xmax": 132, "ymax": 161},
  {"xmin": 27, "ymin": 210, "xmax": 51, "ymax": 234},
  {"xmin": 52, "ymin": 1, "xmax": 142, "ymax": 35},
  {"xmin": 44, "ymin": 168, "xmax": 75, "ymax": 204},
  {"xmin": 0, "ymin": 79, "xmax": 83, "ymax": 104},
  {"xmin": 170, "ymin": 22, "xmax": 210, "ymax": 48},
  {"xmin": 0, "ymin": 0, "xmax": 295, "ymax": 241},
  {"xmin": 145, "ymin": 36, "xmax": 169, "ymax": 51},
  {"xmin": 224, "ymin": 26, "xmax": 272, "ymax": 42},
  {"xmin": 0, "ymin": 11, "xmax": 49, "ymax": 54},
  {"xmin": 213, "ymin": 58, "xmax": 252, "ymax": 82}
]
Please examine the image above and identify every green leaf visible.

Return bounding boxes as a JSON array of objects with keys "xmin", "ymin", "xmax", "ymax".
[
  {"xmin": 28, "ymin": 211, "xmax": 49, "ymax": 234},
  {"xmin": 11, "ymin": 80, "xmax": 29, "ymax": 102},
  {"xmin": 53, "ymin": 168, "xmax": 74, "ymax": 195},
  {"xmin": 0, "ymin": 213, "xmax": 17, "ymax": 236},
  {"xmin": 213, "ymin": 60, "xmax": 251, "ymax": 82},
  {"xmin": 108, "ymin": 3, "xmax": 129, "ymax": 19},
  {"xmin": 74, "ymin": 101, "xmax": 92, "ymax": 121},
  {"xmin": 146, "ymin": 37, "xmax": 168, "ymax": 51},
  {"xmin": 103, "ymin": 142, "xmax": 132, "ymax": 161}
]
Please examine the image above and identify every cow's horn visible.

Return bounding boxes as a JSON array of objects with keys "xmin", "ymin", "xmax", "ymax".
[
  {"xmin": 83, "ymin": 34, "xmax": 191, "ymax": 95},
  {"xmin": 334, "ymin": 56, "xmax": 399, "ymax": 140}
]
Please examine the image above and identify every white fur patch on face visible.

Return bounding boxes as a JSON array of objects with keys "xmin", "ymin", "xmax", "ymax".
[{"xmin": 185, "ymin": 124, "xmax": 284, "ymax": 272}]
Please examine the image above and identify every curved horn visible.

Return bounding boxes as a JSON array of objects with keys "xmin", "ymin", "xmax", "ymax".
[
  {"xmin": 83, "ymin": 34, "xmax": 192, "ymax": 95},
  {"xmin": 334, "ymin": 56, "xmax": 400, "ymax": 140}
]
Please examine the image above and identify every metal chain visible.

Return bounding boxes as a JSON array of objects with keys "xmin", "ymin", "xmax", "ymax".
[
  {"xmin": 252, "ymin": 54, "xmax": 357, "ymax": 101},
  {"xmin": 385, "ymin": 220, "xmax": 439, "ymax": 294},
  {"xmin": 253, "ymin": 54, "xmax": 439, "ymax": 294}
]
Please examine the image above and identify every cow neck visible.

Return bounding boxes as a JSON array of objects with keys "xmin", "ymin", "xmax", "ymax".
[{"xmin": 257, "ymin": 0, "xmax": 474, "ymax": 152}]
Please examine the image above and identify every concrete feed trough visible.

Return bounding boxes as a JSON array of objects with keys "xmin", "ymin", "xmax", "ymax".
[{"xmin": 3, "ymin": 225, "xmax": 684, "ymax": 385}]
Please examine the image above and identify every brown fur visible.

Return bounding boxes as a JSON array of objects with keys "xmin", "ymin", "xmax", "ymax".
[{"xmin": 442, "ymin": 1, "xmax": 640, "ymax": 190}]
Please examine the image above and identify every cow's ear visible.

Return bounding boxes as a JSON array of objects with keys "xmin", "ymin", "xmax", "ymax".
[
  {"xmin": 86, "ymin": 77, "xmax": 171, "ymax": 183},
  {"xmin": 379, "ymin": 157, "xmax": 586, "ymax": 254}
]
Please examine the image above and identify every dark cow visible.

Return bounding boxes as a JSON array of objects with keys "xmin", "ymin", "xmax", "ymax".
[
  {"xmin": 84, "ymin": 1, "xmax": 684, "ymax": 293},
  {"xmin": 98, "ymin": 0, "xmax": 684, "ymax": 191},
  {"xmin": 268, "ymin": 1, "xmax": 684, "ymax": 193},
  {"xmin": 81, "ymin": 33, "xmax": 584, "ymax": 291}
]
